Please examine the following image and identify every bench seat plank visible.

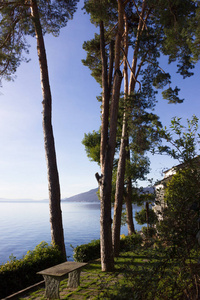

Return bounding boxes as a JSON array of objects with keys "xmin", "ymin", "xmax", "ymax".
[{"xmin": 37, "ymin": 261, "xmax": 87, "ymax": 277}]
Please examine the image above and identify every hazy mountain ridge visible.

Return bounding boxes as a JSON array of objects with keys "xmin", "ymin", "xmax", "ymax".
[
  {"xmin": 0, "ymin": 186, "xmax": 153, "ymax": 203},
  {"xmin": 63, "ymin": 188, "xmax": 99, "ymax": 202}
]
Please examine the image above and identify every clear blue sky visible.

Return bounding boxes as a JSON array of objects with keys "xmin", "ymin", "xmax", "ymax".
[{"xmin": 0, "ymin": 0, "xmax": 199, "ymax": 200}]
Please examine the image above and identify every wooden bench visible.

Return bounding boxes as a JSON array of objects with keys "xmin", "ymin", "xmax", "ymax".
[{"xmin": 37, "ymin": 261, "xmax": 87, "ymax": 299}]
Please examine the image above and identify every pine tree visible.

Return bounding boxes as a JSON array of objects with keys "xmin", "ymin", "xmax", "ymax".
[
  {"xmin": 83, "ymin": 0, "xmax": 199, "ymax": 263},
  {"xmin": 0, "ymin": 0, "xmax": 78, "ymax": 259}
]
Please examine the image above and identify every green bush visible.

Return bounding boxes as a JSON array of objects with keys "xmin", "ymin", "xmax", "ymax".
[
  {"xmin": 73, "ymin": 239, "xmax": 100, "ymax": 262},
  {"xmin": 0, "ymin": 241, "xmax": 64, "ymax": 298},
  {"xmin": 120, "ymin": 233, "xmax": 143, "ymax": 252},
  {"xmin": 73, "ymin": 234, "xmax": 143, "ymax": 263},
  {"xmin": 141, "ymin": 226, "xmax": 157, "ymax": 238}
]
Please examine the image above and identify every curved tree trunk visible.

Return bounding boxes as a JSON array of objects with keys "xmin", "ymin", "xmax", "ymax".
[{"xmin": 30, "ymin": 0, "xmax": 66, "ymax": 260}]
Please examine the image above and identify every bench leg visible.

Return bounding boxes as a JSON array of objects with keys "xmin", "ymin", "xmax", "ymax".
[
  {"xmin": 67, "ymin": 270, "xmax": 81, "ymax": 288},
  {"xmin": 43, "ymin": 275, "xmax": 61, "ymax": 299}
]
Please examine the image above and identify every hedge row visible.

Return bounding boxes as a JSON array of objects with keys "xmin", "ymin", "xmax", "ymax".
[
  {"xmin": 73, "ymin": 233, "xmax": 143, "ymax": 262},
  {"xmin": 0, "ymin": 241, "xmax": 64, "ymax": 298}
]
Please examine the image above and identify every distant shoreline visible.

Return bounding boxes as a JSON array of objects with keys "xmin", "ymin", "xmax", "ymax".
[{"xmin": 0, "ymin": 188, "xmax": 99, "ymax": 203}]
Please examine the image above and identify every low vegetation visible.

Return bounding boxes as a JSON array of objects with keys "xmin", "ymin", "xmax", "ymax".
[
  {"xmin": 73, "ymin": 233, "xmax": 143, "ymax": 262},
  {"xmin": 18, "ymin": 244, "xmax": 200, "ymax": 300},
  {"xmin": 0, "ymin": 241, "xmax": 64, "ymax": 298}
]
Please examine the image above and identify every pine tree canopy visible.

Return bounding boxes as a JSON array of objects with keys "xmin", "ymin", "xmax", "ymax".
[{"xmin": 0, "ymin": 0, "xmax": 79, "ymax": 84}]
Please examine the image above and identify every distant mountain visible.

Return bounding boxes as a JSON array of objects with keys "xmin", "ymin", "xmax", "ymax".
[{"xmin": 63, "ymin": 188, "xmax": 99, "ymax": 203}]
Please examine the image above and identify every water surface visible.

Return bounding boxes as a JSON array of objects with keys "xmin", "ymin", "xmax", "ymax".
[{"xmin": 0, "ymin": 201, "xmax": 140, "ymax": 265}]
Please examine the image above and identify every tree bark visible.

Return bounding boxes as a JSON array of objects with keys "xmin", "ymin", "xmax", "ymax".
[
  {"xmin": 98, "ymin": 0, "xmax": 124, "ymax": 271},
  {"xmin": 125, "ymin": 145, "xmax": 136, "ymax": 235},
  {"xmin": 112, "ymin": 116, "xmax": 127, "ymax": 256},
  {"xmin": 125, "ymin": 176, "xmax": 136, "ymax": 235},
  {"xmin": 99, "ymin": 20, "xmax": 114, "ymax": 272},
  {"xmin": 30, "ymin": 0, "xmax": 66, "ymax": 260},
  {"xmin": 112, "ymin": 11, "xmax": 133, "ymax": 256}
]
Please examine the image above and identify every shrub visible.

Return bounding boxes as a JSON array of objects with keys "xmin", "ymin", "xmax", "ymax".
[
  {"xmin": 73, "ymin": 234, "xmax": 143, "ymax": 263},
  {"xmin": 141, "ymin": 226, "xmax": 157, "ymax": 238},
  {"xmin": 73, "ymin": 239, "xmax": 100, "ymax": 262},
  {"xmin": 120, "ymin": 233, "xmax": 143, "ymax": 252},
  {"xmin": 0, "ymin": 241, "xmax": 64, "ymax": 298}
]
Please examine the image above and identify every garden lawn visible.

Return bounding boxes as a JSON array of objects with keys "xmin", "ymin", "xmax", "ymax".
[{"xmin": 19, "ymin": 247, "xmax": 200, "ymax": 299}]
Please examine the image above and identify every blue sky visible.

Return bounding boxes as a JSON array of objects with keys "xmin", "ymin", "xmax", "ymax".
[{"xmin": 0, "ymin": 0, "xmax": 199, "ymax": 200}]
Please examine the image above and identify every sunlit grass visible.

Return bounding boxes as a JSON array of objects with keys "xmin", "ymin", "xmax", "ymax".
[{"xmin": 19, "ymin": 246, "xmax": 200, "ymax": 299}]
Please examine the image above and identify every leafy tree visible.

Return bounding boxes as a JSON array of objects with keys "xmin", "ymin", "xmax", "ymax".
[
  {"xmin": 83, "ymin": 0, "xmax": 198, "ymax": 261},
  {"xmin": 135, "ymin": 206, "xmax": 157, "ymax": 227},
  {"xmin": 156, "ymin": 116, "xmax": 200, "ymax": 261},
  {"xmin": 158, "ymin": 115, "xmax": 200, "ymax": 163},
  {"xmin": 0, "ymin": 0, "xmax": 78, "ymax": 259},
  {"xmin": 157, "ymin": 167, "xmax": 200, "ymax": 258}
]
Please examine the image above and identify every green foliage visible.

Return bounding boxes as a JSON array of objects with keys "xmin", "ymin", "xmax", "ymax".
[
  {"xmin": 135, "ymin": 207, "xmax": 157, "ymax": 226},
  {"xmin": 0, "ymin": 0, "xmax": 78, "ymax": 84},
  {"xmin": 73, "ymin": 239, "xmax": 100, "ymax": 262},
  {"xmin": 82, "ymin": 130, "xmax": 101, "ymax": 164},
  {"xmin": 83, "ymin": 0, "xmax": 117, "ymax": 26},
  {"xmin": 73, "ymin": 234, "xmax": 143, "ymax": 262},
  {"xmin": 82, "ymin": 34, "xmax": 102, "ymax": 85},
  {"xmin": 157, "ymin": 167, "xmax": 200, "ymax": 255},
  {"xmin": 159, "ymin": 115, "xmax": 200, "ymax": 162},
  {"xmin": 162, "ymin": 87, "xmax": 184, "ymax": 104},
  {"xmin": 153, "ymin": 71, "xmax": 171, "ymax": 89},
  {"xmin": 141, "ymin": 226, "xmax": 157, "ymax": 238},
  {"xmin": 0, "ymin": 241, "xmax": 64, "ymax": 298},
  {"xmin": 119, "ymin": 233, "xmax": 143, "ymax": 252},
  {"xmin": 97, "ymin": 247, "xmax": 200, "ymax": 300}
]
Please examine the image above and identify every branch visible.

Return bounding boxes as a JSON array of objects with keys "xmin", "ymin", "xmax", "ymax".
[
  {"xmin": 132, "ymin": 0, "xmax": 148, "ymax": 31},
  {"xmin": 121, "ymin": 46, "xmax": 141, "ymax": 91},
  {"xmin": 0, "ymin": 17, "xmax": 20, "ymax": 49},
  {"xmin": 0, "ymin": 60, "xmax": 10, "ymax": 76},
  {"xmin": 0, "ymin": 1, "xmax": 30, "ymax": 7}
]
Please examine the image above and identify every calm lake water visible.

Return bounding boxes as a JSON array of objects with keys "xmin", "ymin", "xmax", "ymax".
[{"xmin": 0, "ymin": 201, "xmax": 141, "ymax": 265}]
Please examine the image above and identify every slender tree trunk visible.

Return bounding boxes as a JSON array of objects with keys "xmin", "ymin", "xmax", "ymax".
[
  {"xmin": 112, "ymin": 11, "xmax": 134, "ymax": 256},
  {"xmin": 112, "ymin": 10, "xmax": 128, "ymax": 256},
  {"xmin": 146, "ymin": 201, "xmax": 149, "ymax": 231},
  {"xmin": 98, "ymin": 20, "xmax": 114, "ymax": 272},
  {"xmin": 97, "ymin": 0, "xmax": 124, "ymax": 271},
  {"xmin": 112, "ymin": 117, "xmax": 127, "ymax": 256},
  {"xmin": 125, "ymin": 175, "xmax": 136, "ymax": 235},
  {"xmin": 30, "ymin": 0, "xmax": 66, "ymax": 260},
  {"xmin": 112, "ymin": 3, "xmax": 147, "ymax": 250},
  {"xmin": 125, "ymin": 138, "xmax": 136, "ymax": 235},
  {"xmin": 124, "ymin": 2, "xmax": 147, "ymax": 237}
]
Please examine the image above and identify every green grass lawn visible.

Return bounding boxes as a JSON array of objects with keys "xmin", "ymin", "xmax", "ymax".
[{"xmin": 18, "ymin": 246, "xmax": 200, "ymax": 300}]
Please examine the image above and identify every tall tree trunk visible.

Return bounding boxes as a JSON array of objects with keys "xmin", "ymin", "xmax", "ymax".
[
  {"xmin": 112, "ymin": 11, "xmax": 135, "ymax": 256},
  {"xmin": 112, "ymin": 2, "xmax": 147, "ymax": 251},
  {"xmin": 112, "ymin": 117, "xmax": 127, "ymax": 256},
  {"xmin": 97, "ymin": 0, "xmax": 124, "ymax": 271},
  {"xmin": 98, "ymin": 20, "xmax": 114, "ymax": 272},
  {"xmin": 30, "ymin": 0, "xmax": 66, "ymax": 260}
]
